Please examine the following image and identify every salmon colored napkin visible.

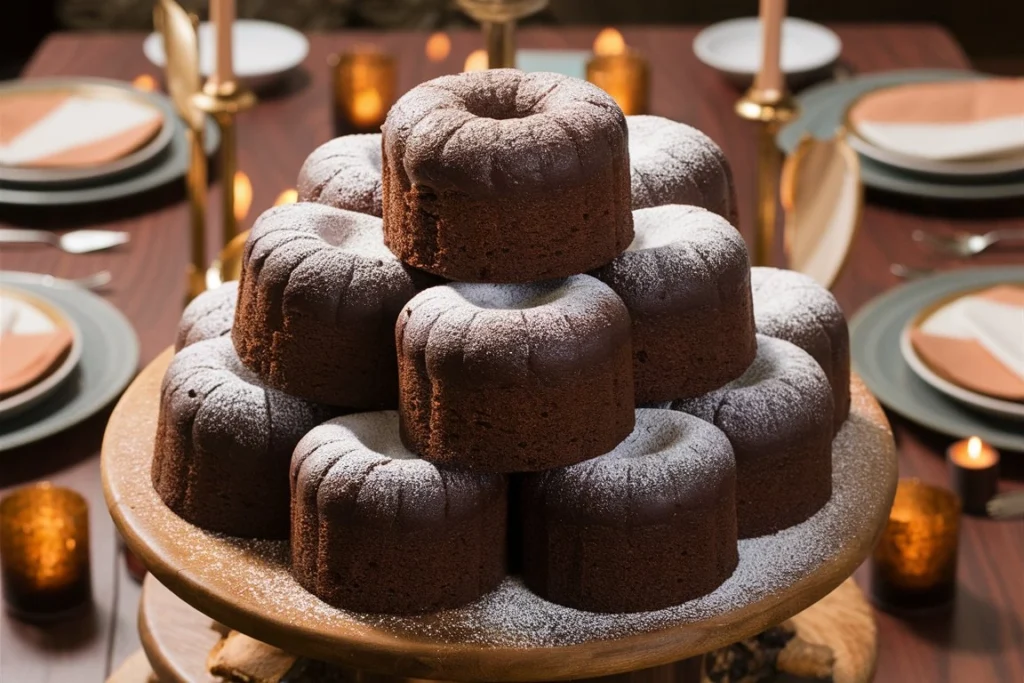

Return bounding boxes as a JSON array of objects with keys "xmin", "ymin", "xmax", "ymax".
[
  {"xmin": 0, "ymin": 328, "xmax": 74, "ymax": 398},
  {"xmin": 849, "ymin": 79, "xmax": 1024, "ymax": 162},
  {"xmin": 0, "ymin": 91, "xmax": 163, "ymax": 169},
  {"xmin": 910, "ymin": 285, "xmax": 1024, "ymax": 402}
]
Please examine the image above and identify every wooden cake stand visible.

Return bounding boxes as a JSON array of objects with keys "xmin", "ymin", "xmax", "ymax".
[{"xmin": 103, "ymin": 349, "xmax": 897, "ymax": 683}]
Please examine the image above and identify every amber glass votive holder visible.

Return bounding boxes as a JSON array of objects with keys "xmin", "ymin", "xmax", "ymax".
[
  {"xmin": 330, "ymin": 50, "xmax": 397, "ymax": 136},
  {"xmin": 586, "ymin": 52, "xmax": 650, "ymax": 115},
  {"xmin": 870, "ymin": 479, "xmax": 960, "ymax": 615},
  {"xmin": 0, "ymin": 483, "xmax": 92, "ymax": 619}
]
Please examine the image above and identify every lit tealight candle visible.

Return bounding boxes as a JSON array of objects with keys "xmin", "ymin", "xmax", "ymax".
[
  {"xmin": 329, "ymin": 51, "xmax": 397, "ymax": 135},
  {"xmin": 0, "ymin": 484, "xmax": 92, "ymax": 620},
  {"xmin": 947, "ymin": 436, "xmax": 1000, "ymax": 516},
  {"xmin": 585, "ymin": 51, "xmax": 649, "ymax": 116}
]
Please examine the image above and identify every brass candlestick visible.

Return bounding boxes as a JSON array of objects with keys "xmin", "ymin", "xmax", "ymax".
[
  {"xmin": 193, "ymin": 81, "xmax": 256, "ymax": 253},
  {"xmin": 735, "ymin": 0, "xmax": 798, "ymax": 267},
  {"xmin": 457, "ymin": 0, "xmax": 548, "ymax": 68}
]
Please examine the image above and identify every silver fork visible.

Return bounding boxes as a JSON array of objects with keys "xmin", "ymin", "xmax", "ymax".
[
  {"xmin": 912, "ymin": 228, "xmax": 1024, "ymax": 257},
  {"xmin": 0, "ymin": 229, "xmax": 130, "ymax": 254}
]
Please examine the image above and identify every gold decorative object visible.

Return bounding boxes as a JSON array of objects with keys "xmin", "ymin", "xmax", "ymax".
[
  {"xmin": 0, "ymin": 483, "xmax": 91, "ymax": 619},
  {"xmin": 329, "ymin": 51, "xmax": 396, "ymax": 135},
  {"xmin": 586, "ymin": 52, "xmax": 649, "ymax": 116},
  {"xmin": 735, "ymin": 0, "xmax": 798, "ymax": 267},
  {"xmin": 154, "ymin": 0, "xmax": 208, "ymax": 302},
  {"xmin": 870, "ymin": 479, "xmax": 960, "ymax": 614},
  {"xmin": 780, "ymin": 130, "xmax": 862, "ymax": 290},
  {"xmin": 456, "ymin": 0, "xmax": 549, "ymax": 68}
]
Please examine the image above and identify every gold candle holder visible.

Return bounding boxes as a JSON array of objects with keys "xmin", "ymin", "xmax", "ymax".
[
  {"xmin": 586, "ymin": 52, "xmax": 650, "ymax": 116},
  {"xmin": 330, "ymin": 51, "xmax": 397, "ymax": 136},
  {"xmin": 0, "ymin": 483, "xmax": 91, "ymax": 619},
  {"xmin": 870, "ymin": 479, "xmax": 961, "ymax": 614}
]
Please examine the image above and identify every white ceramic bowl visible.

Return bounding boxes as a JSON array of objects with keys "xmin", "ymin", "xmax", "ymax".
[
  {"xmin": 144, "ymin": 19, "xmax": 309, "ymax": 91},
  {"xmin": 694, "ymin": 17, "xmax": 841, "ymax": 88}
]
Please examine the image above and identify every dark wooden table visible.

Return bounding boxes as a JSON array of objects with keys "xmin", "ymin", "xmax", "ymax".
[{"xmin": 1, "ymin": 24, "xmax": 1021, "ymax": 683}]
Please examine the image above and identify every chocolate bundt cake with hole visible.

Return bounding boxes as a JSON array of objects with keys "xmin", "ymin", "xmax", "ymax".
[
  {"xmin": 175, "ymin": 281, "xmax": 238, "ymax": 351},
  {"xmin": 750, "ymin": 267, "xmax": 851, "ymax": 434},
  {"xmin": 232, "ymin": 202, "xmax": 429, "ymax": 408},
  {"xmin": 291, "ymin": 411, "xmax": 506, "ymax": 614},
  {"xmin": 153, "ymin": 337, "xmax": 334, "ymax": 538},
  {"xmin": 672, "ymin": 335, "xmax": 834, "ymax": 538},
  {"xmin": 595, "ymin": 205, "xmax": 756, "ymax": 402},
  {"xmin": 397, "ymin": 275, "xmax": 635, "ymax": 472},
  {"xmin": 382, "ymin": 69, "xmax": 633, "ymax": 282},
  {"xmin": 628, "ymin": 115, "xmax": 738, "ymax": 224},
  {"xmin": 521, "ymin": 409, "xmax": 738, "ymax": 612},
  {"xmin": 298, "ymin": 134, "xmax": 383, "ymax": 217}
]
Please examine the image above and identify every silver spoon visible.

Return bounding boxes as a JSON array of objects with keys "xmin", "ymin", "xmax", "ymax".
[
  {"xmin": 912, "ymin": 228, "xmax": 1024, "ymax": 258},
  {"xmin": 0, "ymin": 229, "xmax": 129, "ymax": 254}
]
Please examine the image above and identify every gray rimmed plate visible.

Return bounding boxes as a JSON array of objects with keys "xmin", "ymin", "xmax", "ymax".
[
  {"xmin": 0, "ymin": 77, "xmax": 175, "ymax": 186},
  {"xmin": 778, "ymin": 69, "xmax": 1024, "ymax": 201},
  {"xmin": 850, "ymin": 266, "xmax": 1024, "ymax": 452},
  {"xmin": 0, "ymin": 90, "xmax": 219, "ymax": 207},
  {"xmin": 0, "ymin": 271, "xmax": 139, "ymax": 452}
]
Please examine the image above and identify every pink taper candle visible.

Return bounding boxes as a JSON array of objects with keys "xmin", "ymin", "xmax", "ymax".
[
  {"xmin": 211, "ymin": 0, "xmax": 235, "ymax": 85},
  {"xmin": 754, "ymin": 0, "xmax": 786, "ymax": 93}
]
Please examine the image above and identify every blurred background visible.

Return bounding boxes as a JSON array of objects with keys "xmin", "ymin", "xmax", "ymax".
[{"xmin": 4, "ymin": 0, "xmax": 1023, "ymax": 79}]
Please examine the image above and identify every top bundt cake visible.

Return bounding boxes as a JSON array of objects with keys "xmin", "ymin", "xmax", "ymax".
[
  {"xmin": 298, "ymin": 134, "xmax": 383, "ymax": 217},
  {"xmin": 382, "ymin": 69, "xmax": 633, "ymax": 282},
  {"xmin": 628, "ymin": 115, "xmax": 738, "ymax": 224}
]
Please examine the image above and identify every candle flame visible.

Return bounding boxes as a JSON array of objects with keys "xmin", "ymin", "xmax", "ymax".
[
  {"xmin": 351, "ymin": 89, "xmax": 385, "ymax": 128},
  {"xmin": 464, "ymin": 49, "xmax": 488, "ymax": 73},
  {"xmin": 132, "ymin": 74, "xmax": 158, "ymax": 92},
  {"xmin": 426, "ymin": 33, "xmax": 451, "ymax": 62},
  {"xmin": 967, "ymin": 436, "xmax": 983, "ymax": 460},
  {"xmin": 274, "ymin": 188, "xmax": 299, "ymax": 206},
  {"xmin": 593, "ymin": 28, "xmax": 626, "ymax": 56},
  {"xmin": 233, "ymin": 171, "xmax": 253, "ymax": 223}
]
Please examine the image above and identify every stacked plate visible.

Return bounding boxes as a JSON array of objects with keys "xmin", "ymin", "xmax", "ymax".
[
  {"xmin": 779, "ymin": 70, "xmax": 1024, "ymax": 200},
  {"xmin": 0, "ymin": 272, "xmax": 139, "ymax": 452},
  {"xmin": 0, "ymin": 77, "xmax": 218, "ymax": 208},
  {"xmin": 851, "ymin": 267, "xmax": 1024, "ymax": 452}
]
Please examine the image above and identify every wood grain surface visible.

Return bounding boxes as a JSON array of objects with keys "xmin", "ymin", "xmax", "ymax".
[{"xmin": 1, "ymin": 24, "xmax": 1022, "ymax": 683}]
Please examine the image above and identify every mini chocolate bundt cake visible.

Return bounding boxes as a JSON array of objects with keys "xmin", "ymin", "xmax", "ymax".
[
  {"xmin": 628, "ymin": 115, "xmax": 738, "ymax": 224},
  {"xmin": 521, "ymin": 409, "xmax": 738, "ymax": 612},
  {"xmin": 750, "ymin": 267, "xmax": 850, "ymax": 434},
  {"xmin": 175, "ymin": 281, "xmax": 238, "ymax": 351},
  {"xmin": 153, "ymin": 337, "xmax": 333, "ymax": 538},
  {"xmin": 672, "ymin": 335, "xmax": 834, "ymax": 538},
  {"xmin": 397, "ymin": 275, "xmax": 635, "ymax": 472},
  {"xmin": 595, "ymin": 205, "xmax": 756, "ymax": 402},
  {"xmin": 233, "ymin": 202, "xmax": 427, "ymax": 408},
  {"xmin": 382, "ymin": 69, "xmax": 633, "ymax": 282},
  {"xmin": 290, "ymin": 411, "xmax": 506, "ymax": 614},
  {"xmin": 297, "ymin": 134, "xmax": 383, "ymax": 217}
]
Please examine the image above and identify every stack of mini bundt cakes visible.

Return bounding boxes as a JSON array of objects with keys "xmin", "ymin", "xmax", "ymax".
[{"xmin": 153, "ymin": 68, "xmax": 852, "ymax": 617}]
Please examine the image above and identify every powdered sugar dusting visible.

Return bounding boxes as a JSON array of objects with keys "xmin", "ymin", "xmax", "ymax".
[
  {"xmin": 175, "ymin": 281, "xmax": 238, "ymax": 351},
  {"xmin": 110, "ymin": 372, "xmax": 895, "ymax": 649},
  {"xmin": 628, "ymin": 115, "xmax": 737, "ymax": 223},
  {"xmin": 298, "ymin": 134, "xmax": 383, "ymax": 217},
  {"xmin": 297, "ymin": 411, "xmax": 418, "ymax": 461}
]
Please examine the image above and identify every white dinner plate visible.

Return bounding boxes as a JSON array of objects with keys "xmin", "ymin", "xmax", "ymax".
[
  {"xmin": 899, "ymin": 287, "xmax": 1024, "ymax": 422},
  {"xmin": 693, "ymin": 17, "xmax": 841, "ymax": 87},
  {"xmin": 846, "ymin": 129, "xmax": 1024, "ymax": 178},
  {"xmin": 144, "ymin": 19, "xmax": 309, "ymax": 90},
  {"xmin": 0, "ymin": 287, "xmax": 83, "ymax": 421}
]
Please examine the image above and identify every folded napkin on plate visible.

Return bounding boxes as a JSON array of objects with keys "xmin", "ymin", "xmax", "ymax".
[
  {"xmin": 0, "ymin": 91, "xmax": 163, "ymax": 169},
  {"xmin": 0, "ymin": 328, "xmax": 74, "ymax": 398},
  {"xmin": 910, "ymin": 284, "xmax": 1024, "ymax": 401},
  {"xmin": 849, "ymin": 79, "xmax": 1024, "ymax": 162}
]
